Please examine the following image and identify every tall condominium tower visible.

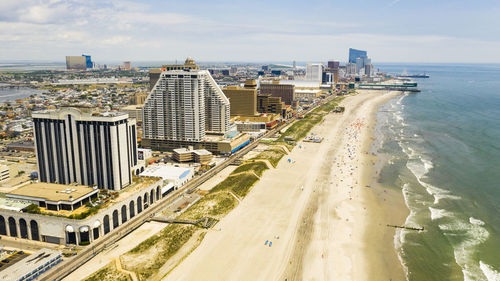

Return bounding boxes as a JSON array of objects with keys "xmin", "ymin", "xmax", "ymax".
[
  {"xmin": 32, "ymin": 108, "xmax": 138, "ymax": 191},
  {"xmin": 143, "ymin": 69, "xmax": 230, "ymax": 142},
  {"xmin": 305, "ymin": 63, "xmax": 323, "ymax": 82}
]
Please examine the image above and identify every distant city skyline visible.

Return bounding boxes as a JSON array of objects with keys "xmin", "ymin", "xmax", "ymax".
[{"xmin": 1, "ymin": 0, "xmax": 500, "ymax": 63}]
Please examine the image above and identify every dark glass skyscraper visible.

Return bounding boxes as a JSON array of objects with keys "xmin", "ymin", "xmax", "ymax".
[{"xmin": 348, "ymin": 48, "xmax": 367, "ymax": 63}]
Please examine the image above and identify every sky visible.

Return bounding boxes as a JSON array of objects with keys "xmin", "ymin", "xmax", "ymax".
[{"xmin": 1, "ymin": 0, "xmax": 500, "ymax": 64}]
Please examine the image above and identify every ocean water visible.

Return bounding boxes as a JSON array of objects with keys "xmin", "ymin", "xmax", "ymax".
[{"xmin": 374, "ymin": 64, "xmax": 500, "ymax": 281}]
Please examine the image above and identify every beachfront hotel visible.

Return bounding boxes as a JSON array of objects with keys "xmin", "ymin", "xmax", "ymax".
[
  {"xmin": 32, "ymin": 107, "xmax": 142, "ymax": 191},
  {"xmin": 143, "ymin": 68, "xmax": 230, "ymax": 142},
  {"xmin": 142, "ymin": 58, "xmax": 251, "ymax": 155},
  {"xmin": 0, "ymin": 107, "xmax": 190, "ymax": 245}
]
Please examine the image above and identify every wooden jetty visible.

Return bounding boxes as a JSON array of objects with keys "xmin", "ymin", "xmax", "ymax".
[{"xmin": 387, "ymin": 224, "xmax": 424, "ymax": 231}]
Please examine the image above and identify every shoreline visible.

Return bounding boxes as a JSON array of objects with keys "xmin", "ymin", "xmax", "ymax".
[
  {"xmin": 162, "ymin": 90, "xmax": 410, "ymax": 281},
  {"xmin": 358, "ymin": 90, "xmax": 409, "ymax": 281}
]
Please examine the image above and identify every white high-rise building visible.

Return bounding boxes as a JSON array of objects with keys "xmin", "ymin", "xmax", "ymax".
[
  {"xmin": 356, "ymin": 57, "xmax": 372, "ymax": 74},
  {"xmin": 346, "ymin": 63, "xmax": 357, "ymax": 75},
  {"xmin": 32, "ymin": 108, "xmax": 139, "ymax": 191},
  {"xmin": 305, "ymin": 63, "xmax": 323, "ymax": 82},
  {"xmin": 143, "ymin": 69, "xmax": 230, "ymax": 142}
]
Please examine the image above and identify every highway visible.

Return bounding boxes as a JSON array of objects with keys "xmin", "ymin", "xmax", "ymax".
[{"xmin": 40, "ymin": 94, "xmax": 336, "ymax": 281}]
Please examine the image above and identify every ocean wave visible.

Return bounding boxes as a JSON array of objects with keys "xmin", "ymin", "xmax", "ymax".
[
  {"xmin": 396, "ymin": 183, "xmax": 413, "ymax": 281},
  {"xmin": 421, "ymin": 157, "xmax": 434, "ymax": 172},
  {"xmin": 439, "ymin": 218, "xmax": 490, "ymax": 281},
  {"xmin": 428, "ymin": 207, "xmax": 452, "ymax": 220},
  {"xmin": 406, "ymin": 159, "xmax": 460, "ymax": 204},
  {"xmin": 422, "ymin": 180, "xmax": 461, "ymax": 204},
  {"xmin": 480, "ymin": 261, "xmax": 500, "ymax": 281},
  {"xmin": 394, "ymin": 228, "xmax": 410, "ymax": 281}
]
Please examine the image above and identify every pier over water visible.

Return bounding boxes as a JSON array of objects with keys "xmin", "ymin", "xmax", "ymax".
[{"xmin": 357, "ymin": 83, "xmax": 421, "ymax": 92}]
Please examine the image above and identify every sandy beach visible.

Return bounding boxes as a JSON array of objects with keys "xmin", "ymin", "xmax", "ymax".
[{"xmin": 161, "ymin": 90, "xmax": 407, "ymax": 281}]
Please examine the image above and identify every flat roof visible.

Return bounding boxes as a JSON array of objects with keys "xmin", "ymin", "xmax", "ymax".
[
  {"xmin": 32, "ymin": 107, "xmax": 129, "ymax": 122},
  {"xmin": 173, "ymin": 148, "xmax": 191, "ymax": 154},
  {"xmin": 173, "ymin": 148, "xmax": 212, "ymax": 156},
  {"xmin": 139, "ymin": 165, "xmax": 193, "ymax": 181},
  {"xmin": 0, "ymin": 198, "xmax": 32, "ymax": 212},
  {"xmin": 193, "ymin": 149, "xmax": 212, "ymax": 156},
  {"xmin": 0, "ymin": 248, "xmax": 61, "ymax": 281},
  {"xmin": 7, "ymin": 182, "xmax": 97, "ymax": 203}
]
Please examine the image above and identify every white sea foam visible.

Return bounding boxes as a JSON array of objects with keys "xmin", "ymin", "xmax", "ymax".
[
  {"xmin": 480, "ymin": 261, "xmax": 500, "ymax": 281},
  {"xmin": 470, "ymin": 217, "xmax": 486, "ymax": 226},
  {"xmin": 421, "ymin": 157, "xmax": 434, "ymax": 173},
  {"xmin": 429, "ymin": 207, "xmax": 452, "ymax": 220},
  {"xmin": 439, "ymin": 219, "xmax": 490, "ymax": 281},
  {"xmin": 406, "ymin": 160, "xmax": 460, "ymax": 204},
  {"xmin": 396, "ymin": 183, "xmax": 413, "ymax": 281}
]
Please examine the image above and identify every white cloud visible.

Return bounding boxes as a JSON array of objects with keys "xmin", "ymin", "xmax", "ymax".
[
  {"xmin": 1, "ymin": 0, "xmax": 499, "ymax": 63},
  {"xmin": 388, "ymin": 0, "xmax": 401, "ymax": 7},
  {"xmin": 102, "ymin": 36, "xmax": 132, "ymax": 45}
]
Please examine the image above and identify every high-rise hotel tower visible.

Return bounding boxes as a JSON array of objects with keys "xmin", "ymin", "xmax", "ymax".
[
  {"xmin": 32, "ymin": 107, "xmax": 138, "ymax": 191},
  {"xmin": 143, "ymin": 68, "xmax": 230, "ymax": 142}
]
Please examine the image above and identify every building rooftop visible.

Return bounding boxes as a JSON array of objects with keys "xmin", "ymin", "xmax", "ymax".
[
  {"xmin": 0, "ymin": 198, "xmax": 32, "ymax": 212},
  {"xmin": 173, "ymin": 148, "xmax": 191, "ymax": 154},
  {"xmin": 193, "ymin": 149, "xmax": 212, "ymax": 156},
  {"xmin": 139, "ymin": 165, "xmax": 193, "ymax": 181},
  {"xmin": 32, "ymin": 107, "xmax": 129, "ymax": 122},
  {"xmin": 0, "ymin": 248, "xmax": 61, "ymax": 281},
  {"xmin": 6, "ymin": 182, "xmax": 97, "ymax": 203}
]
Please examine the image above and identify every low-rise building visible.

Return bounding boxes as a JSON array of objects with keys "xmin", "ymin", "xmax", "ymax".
[
  {"xmin": 0, "ymin": 177, "xmax": 164, "ymax": 245},
  {"xmin": 172, "ymin": 148, "xmax": 213, "ymax": 164},
  {"xmin": 235, "ymin": 122, "xmax": 266, "ymax": 132},
  {"xmin": 193, "ymin": 149, "xmax": 213, "ymax": 164},
  {"xmin": 139, "ymin": 165, "xmax": 194, "ymax": 188},
  {"xmin": 257, "ymin": 94, "xmax": 286, "ymax": 117},
  {"xmin": 137, "ymin": 148, "xmax": 152, "ymax": 161},
  {"xmin": 0, "ymin": 248, "xmax": 62, "ymax": 281},
  {"xmin": 6, "ymin": 183, "xmax": 99, "ymax": 212},
  {"xmin": 141, "ymin": 132, "xmax": 250, "ymax": 155}
]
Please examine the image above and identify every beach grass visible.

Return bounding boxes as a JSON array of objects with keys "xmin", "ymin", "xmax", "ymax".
[
  {"xmin": 84, "ymin": 262, "xmax": 130, "ymax": 281},
  {"xmin": 276, "ymin": 96, "xmax": 346, "ymax": 144},
  {"xmin": 179, "ymin": 191, "xmax": 239, "ymax": 220},
  {"xmin": 253, "ymin": 146, "xmax": 288, "ymax": 168},
  {"xmin": 232, "ymin": 161, "xmax": 269, "ymax": 177},
  {"xmin": 121, "ymin": 224, "xmax": 197, "ymax": 280},
  {"xmin": 277, "ymin": 114, "xmax": 323, "ymax": 142}
]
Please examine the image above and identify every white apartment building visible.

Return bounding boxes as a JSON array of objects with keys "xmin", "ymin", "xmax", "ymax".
[
  {"xmin": 305, "ymin": 63, "xmax": 323, "ymax": 82},
  {"xmin": 32, "ymin": 107, "xmax": 140, "ymax": 191},
  {"xmin": 143, "ymin": 69, "xmax": 230, "ymax": 142}
]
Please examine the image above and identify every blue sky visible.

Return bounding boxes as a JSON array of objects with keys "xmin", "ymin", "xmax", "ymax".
[{"xmin": 1, "ymin": 0, "xmax": 500, "ymax": 63}]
